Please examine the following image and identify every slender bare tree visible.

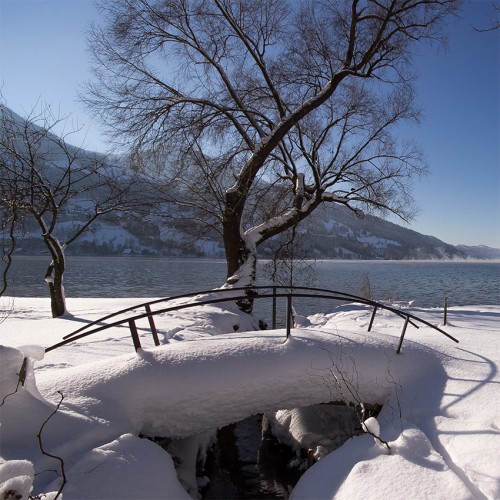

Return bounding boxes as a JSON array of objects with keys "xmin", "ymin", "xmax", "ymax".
[
  {"xmin": 85, "ymin": 0, "xmax": 458, "ymax": 304},
  {"xmin": 0, "ymin": 102, "xmax": 134, "ymax": 317},
  {"xmin": 0, "ymin": 187, "xmax": 19, "ymax": 297}
]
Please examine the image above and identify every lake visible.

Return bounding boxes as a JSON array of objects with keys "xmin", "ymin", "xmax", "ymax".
[{"xmin": 4, "ymin": 256, "xmax": 500, "ymax": 310}]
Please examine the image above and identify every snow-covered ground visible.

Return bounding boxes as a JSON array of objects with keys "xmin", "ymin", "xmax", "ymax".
[{"xmin": 0, "ymin": 296, "xmax": 498, "ymax": 499}]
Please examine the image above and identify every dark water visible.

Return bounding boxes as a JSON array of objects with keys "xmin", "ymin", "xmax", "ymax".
[
  {"xmin": 203, "ymin": 415, "xmax": 300, "ymax": 499},
  {"xmin": 5, "ymin": 256, "xmax": 500, "ymax": 309},
  {"xmin": 5, "ymin": 256, "xmax": 227, "ymax": 298}
]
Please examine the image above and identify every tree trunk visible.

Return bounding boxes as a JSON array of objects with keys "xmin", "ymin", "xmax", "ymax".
[
  {"xmin": 222, "ymin": 204, "xmax": 257, "ymax": 313},
  {"xmin": 222, "ymin": 186, "xmax": 321, "ymax": 312},
  {"xmin": 47, "ymin": 263, "xmax": 66, "ymax": 318},
  {"xmin": 44, "ymin": 237, "xmax": 67, "ymax": 318},
  {"xmin": 223, "ymin": 232, "xmax": 256, "ymax": 286}
]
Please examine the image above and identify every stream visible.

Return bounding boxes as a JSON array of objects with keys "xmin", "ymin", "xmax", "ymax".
[{"xmin": 202, "ymin": 414, "xmax": 302, "ymax": 499}]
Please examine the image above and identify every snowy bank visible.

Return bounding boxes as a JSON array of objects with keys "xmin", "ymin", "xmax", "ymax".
[{"xmin": 0, "ymin": 298, "xmax": 499, "ymax": 499}]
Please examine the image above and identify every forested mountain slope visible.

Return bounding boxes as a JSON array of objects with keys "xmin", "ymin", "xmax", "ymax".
[{"xmin": 3, "ymin": 106, "xmax": 498, "ymax": 260}]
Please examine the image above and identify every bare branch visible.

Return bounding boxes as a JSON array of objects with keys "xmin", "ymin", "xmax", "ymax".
[
  {"xmin": 473, "ymin": 3, "xmax": 499, "ymax": 32},
  {"xmin": 0, "ymin": 357, "xmax": 27, "ymax": 406},
  {"xmin": 37, "ymin": 391, "xmax": 67, "ymax": 499}
]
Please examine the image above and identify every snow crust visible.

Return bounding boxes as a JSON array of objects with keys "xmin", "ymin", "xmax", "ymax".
[{"xmin": 0, "ymin": 297, "xmax": 499, "ymax": 499}]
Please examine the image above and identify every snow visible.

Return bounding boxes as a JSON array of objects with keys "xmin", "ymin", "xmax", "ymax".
[
  {"xmin": 0, "ymin": 296, "xmax": 499, "ymax": 499},
  {"xmin": 357, "ymin": 234, "xmax": 401, "ymax": 248},
  {"xmin": 193, "ymin": 239, "xmax": 224, "ymax": 257},
  {"xmin": 48, "ymin": 434, "xmax": 190, "ymax": 500},
  {"xmin": 266, "ymin": 404, "xmax": 360, "ymax": 460},
  {"xmin": 322, "ymin": 219, "xmax": 353, "ymax": 236}
]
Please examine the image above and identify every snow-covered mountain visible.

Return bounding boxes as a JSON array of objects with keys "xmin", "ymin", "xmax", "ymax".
[
  {"xmin": 3, "ymin": 105, "xmax": 497, "ymax": 260},
  {"xmin": 294, "ymin": 204, "xmax": 468, "ymax": 260},
  {"xmin": 17, "ymin": 199, "xmax": 498, "ymax": 260}
]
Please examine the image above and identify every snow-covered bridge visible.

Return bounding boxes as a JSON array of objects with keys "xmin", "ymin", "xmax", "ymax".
[{"xmin": 40, "ymin": 328, "xmax": 411, "ymax": 438}]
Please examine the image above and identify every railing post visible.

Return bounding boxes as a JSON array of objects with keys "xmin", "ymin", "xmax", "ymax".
[
  {"xmin": 129, "ymin": 319, "xmax": 142, "ymax": 351},
  {"xmin": 145, "ymin": 304, "xmax": 161, "ymax": 346},
  {"xmin": 272, "ymin": 286, "xmax": 277, "ymax": 329},
  {"xmin": 307, "ymin": 449, "xmax": 315, "ymax": 469},
  {"xmin": 368, "ymin": 306, "xmax": 378, "ymax": 332},
  {"xmin": 396, "ymin": 316, "xmax": 410, "ymax": 354},
  {"xmin": 286, "ymin": 295, "xmax": 292, "ymax": 339},
  {"xmin": 443, "ymin": 296, "xmax": 448, "ymax": 326}
]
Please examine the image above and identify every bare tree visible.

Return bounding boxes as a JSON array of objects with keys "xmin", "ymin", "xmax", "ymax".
[
  {"xmin": 85, "ymin": 0, "xmax": 458, "ymax": 302},
  {"xmin": 0, "ymin": 102, "xmax": 134, "ymax": 317},
  {"xmin": 0, "ymin": 190, "xmax": 19, "ymax": 297}
]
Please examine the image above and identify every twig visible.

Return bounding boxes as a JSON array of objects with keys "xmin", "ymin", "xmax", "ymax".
[
  {"xmin": 322, "ymin": 347, "xmax": 391, "ymax": 452},
  {"xmin": 385, "ymin": 358, "xmax": 403, "ymax": 432},
  {"xmin": 0, "ymin": 357, "xmax": 27, "ymax": 406},
  {"xmin": 364, "ymin": 426, "xmax": 391, "ymax": 452},
  {"xmin": 36, "ymin": 391, "xmax": 67, "ymax": 499}
]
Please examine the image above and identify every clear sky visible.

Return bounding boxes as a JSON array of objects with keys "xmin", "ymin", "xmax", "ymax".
[{"xmin": 1, "ymin": 0, "xmax": 499, "ymax": 248}]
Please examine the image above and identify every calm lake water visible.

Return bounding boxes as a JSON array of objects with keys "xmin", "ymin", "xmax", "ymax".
[{"xmin": 5, "ymin": 256, "xmax": 500, "ymax": 310}]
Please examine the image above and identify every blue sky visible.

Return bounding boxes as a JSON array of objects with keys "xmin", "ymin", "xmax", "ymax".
[{"xmin": 0, "ymin": 0, "xmax": 499, "ymax": 248}]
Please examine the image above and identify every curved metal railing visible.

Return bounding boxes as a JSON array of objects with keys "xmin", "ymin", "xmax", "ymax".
[{"xmin": 45, "ymin": 285, "xmax": 458, "ymax": 354}]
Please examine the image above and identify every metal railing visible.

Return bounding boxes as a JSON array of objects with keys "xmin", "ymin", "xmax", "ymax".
[{"xmin": 45, "ymin": 286, "xmax": 458, "ymax": 354}]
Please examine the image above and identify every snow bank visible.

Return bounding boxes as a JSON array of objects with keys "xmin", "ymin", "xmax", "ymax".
[
  {"xmin": 0, "ymin": 460, "xmax": 37, "ymax": 500},
  {"xmin": 1, "ymin": 298, "xmax": 499, "ymax": 499},
  {"xmin": 291, "ymin": 427, "xmax": 473, "ymax": 500},
  {"xmin": 47, "ymin": 433, "xmax": 190, "ymax": 500}
]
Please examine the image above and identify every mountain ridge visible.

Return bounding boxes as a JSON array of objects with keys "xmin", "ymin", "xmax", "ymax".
[
  {"xmin": 17, "ymin": 200, "xmax": 500, "ymax": 261},
  {"xmin": 3, "ymin": 105, "xmax": 498, "ymax": 260}
]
